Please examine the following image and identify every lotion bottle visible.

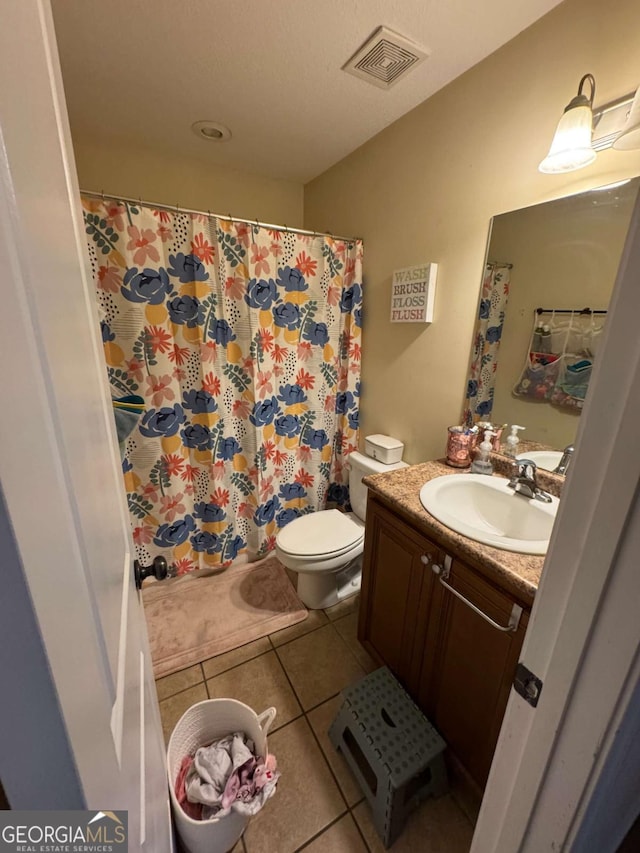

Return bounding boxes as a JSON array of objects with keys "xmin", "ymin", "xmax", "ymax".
[
  {"xmin": 505, "ymin": 424, "xmax": 525, "ymax": 456},
  {"xmin": 539, "ymin": 325, "xmax": 552, "ymax": 354},
  {"xmin": 470, "ymin": 429, "xmax": 495, "ymax": 475},
  {"xmin": 532, "ymin": 322, "xmax": 544, "ymax": 351}
]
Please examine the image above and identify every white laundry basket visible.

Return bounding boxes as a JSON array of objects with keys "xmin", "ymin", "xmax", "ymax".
[{"xmin": 167, "ymin": 699, "xmax": 277, "ymax": 853}]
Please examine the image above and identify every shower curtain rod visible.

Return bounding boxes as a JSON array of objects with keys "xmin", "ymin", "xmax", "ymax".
[
  {"xmin": 536, "ymin": 306, "xmax": 607, "ymax": 315},
  {"xmin": 487, "ymin": 260, "xmax": 513, "ymax": 269},
  {"xmin": 80, "ymin": 189, "xmax": 362, "ymax": 244}
]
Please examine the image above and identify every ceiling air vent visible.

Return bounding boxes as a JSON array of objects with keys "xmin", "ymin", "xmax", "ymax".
[{"xmin": 343, "ymin": 26, "xmax": 428, "ymax": 90}]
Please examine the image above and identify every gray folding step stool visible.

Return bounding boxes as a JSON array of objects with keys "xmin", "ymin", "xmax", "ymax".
[{"xmin": 329, "ymin": 666, "xmax": 448, "ymax": 848}]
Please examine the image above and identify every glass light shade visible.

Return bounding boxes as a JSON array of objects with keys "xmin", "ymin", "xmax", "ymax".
[
  {"xmin": 539, "ymin": 104, "xmax": 596, "ymax": 173},
  {"xmin": 613, "ymin": 88, "xmax": 640, "ymax": 150}
]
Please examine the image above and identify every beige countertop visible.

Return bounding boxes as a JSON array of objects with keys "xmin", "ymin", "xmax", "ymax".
[{"xmin": 363, "ymin": 460, "xmax": 555, "ymax": 606}]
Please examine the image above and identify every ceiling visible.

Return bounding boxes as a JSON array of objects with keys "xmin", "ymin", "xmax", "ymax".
[{"xmin": 52, "ymin": 0, "xmax": 563, "ymax": 184}]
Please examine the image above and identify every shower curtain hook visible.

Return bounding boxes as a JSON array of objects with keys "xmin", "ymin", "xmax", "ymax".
[{"xmin": 101, "ymin": 189, "xmax": 105, "ymax": 202}]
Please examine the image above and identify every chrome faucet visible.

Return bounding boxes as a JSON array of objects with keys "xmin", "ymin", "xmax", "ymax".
[
  {"xmin": 554, "ymin": 444, "xmax": 574, "ymax": 475},
  {"xmin": 508, "ymin": 459, "xmax": 553, "ymax": 503}
]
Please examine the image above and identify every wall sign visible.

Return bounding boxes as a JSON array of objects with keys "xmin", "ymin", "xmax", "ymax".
[{"xmin": 390, "ymin": 263, "xmax": 437, "ymax": 323}]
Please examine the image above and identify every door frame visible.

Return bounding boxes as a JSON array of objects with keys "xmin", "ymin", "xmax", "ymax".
[
  {"xmin": 0, "ymin": 0, "xmax": 117, "ymax": 805},
  {"xmin": 471, "ymin": 192, "xmax": 640, "ymax": 851},
  {"xmin": 0, "ymin": 1, "xmax": 170, "ymax": 836}
]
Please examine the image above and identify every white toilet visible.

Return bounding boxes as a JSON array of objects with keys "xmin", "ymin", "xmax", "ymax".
[{"xmin": 275, "ymin": 435, "xmax": 407, "ymax": 609}]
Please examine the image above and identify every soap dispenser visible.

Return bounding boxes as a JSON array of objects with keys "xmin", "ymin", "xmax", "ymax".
[
  {"xmin": 505, "ymin": 424, "xmax": 525, "ymax": 457},
  {"xmin": 470, "ymin": 429, "xmax": 495, "ymax": 475}
]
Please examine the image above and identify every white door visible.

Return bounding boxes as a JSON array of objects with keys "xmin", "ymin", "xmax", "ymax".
[
  {"xmin": 471, "ymin": 194, "xmax": 640, "ymax": 849},
  {"xmin": 0, "ymin": 2, "xmax": 172, "ymax": 849}
]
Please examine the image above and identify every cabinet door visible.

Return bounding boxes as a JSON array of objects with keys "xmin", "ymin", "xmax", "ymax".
[
  {"xmin": 358, "ymin": 498, "xmax": 441, "ymax": 692},
  {"xmin": 419, "ymin": 557, "xmax": 529, "ymax": 789}
]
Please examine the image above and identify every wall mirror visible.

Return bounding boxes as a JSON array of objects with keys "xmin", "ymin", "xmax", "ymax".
[{"xmin": 465, "ymin": 177, "xmax": 640, "ymax": 468}]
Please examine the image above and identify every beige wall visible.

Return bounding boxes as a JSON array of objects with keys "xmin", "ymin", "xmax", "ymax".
[
  {"xmin": 489, "ymin": 179, "xmax": 638, "ymax": 450},
  {"xmin": 73, "ymin": 135, "xmax": 304, "ymax": 226},
  {"xmin": 304, "ymin": 0, "xmax": 640, "ymax": 464}
]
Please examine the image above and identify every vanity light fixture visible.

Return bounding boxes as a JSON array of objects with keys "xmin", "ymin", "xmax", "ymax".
[
  {"xmin": 589, "ymin": 179, "xmax": 631, "ymax": 192},
  {"xmin": 613, "ymin": 86, "xmax": 640, "ymax": 150},
  {"xmin": 539, "ymin": 74, "xmax": 597, "ymax": 174}
]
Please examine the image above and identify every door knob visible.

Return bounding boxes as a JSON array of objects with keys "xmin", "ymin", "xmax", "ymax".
[{"xmin": 134, "ymin": 556, "xmax": 168, "ymax": 590}]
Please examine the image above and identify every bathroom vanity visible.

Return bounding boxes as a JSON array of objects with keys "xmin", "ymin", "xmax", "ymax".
[{"xmin": 358, "ymin": 460, "xmax": 552, "ymax": 798}]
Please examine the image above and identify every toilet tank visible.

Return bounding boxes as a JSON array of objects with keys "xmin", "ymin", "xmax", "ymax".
[{"xmin": 348, "ymin": 451, "xmax": 408, "ymax": 520}]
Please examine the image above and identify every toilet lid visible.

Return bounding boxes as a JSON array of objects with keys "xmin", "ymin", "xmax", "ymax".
[{"xmin": 277, "ymin": 509, "xmax": 364, "ymax": 558}]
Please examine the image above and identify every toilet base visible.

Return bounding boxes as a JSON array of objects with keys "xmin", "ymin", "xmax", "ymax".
[{"xmin": 296, "ymin": 556, "xmax": 362, "ymax": 610}]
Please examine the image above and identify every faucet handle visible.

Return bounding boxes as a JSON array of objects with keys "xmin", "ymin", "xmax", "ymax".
[
  {"xmin": 554, "ymin": 444, "xmax": 575, "ymax": 475},
  {"xmin": 515, "ymin": 458, "xmax": 537, "ymax": 480}
]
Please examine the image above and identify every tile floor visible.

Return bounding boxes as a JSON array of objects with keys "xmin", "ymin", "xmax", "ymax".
[{"xmin": 158, "ymin": 595, "xmax": 474, "ymax": 853}]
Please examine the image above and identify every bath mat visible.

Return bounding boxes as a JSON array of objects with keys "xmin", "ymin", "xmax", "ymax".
[{"xmin": 143, "ymin": 556, "xmax": 308, "ymax": 678}]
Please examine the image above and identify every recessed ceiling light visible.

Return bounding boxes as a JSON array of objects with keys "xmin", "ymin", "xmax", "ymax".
[{"xmin": 191, "ymin": 120, "xmax": 232, "ymax": 142}]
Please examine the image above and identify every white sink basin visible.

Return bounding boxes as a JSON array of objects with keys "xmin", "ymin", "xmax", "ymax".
[
  {"xmin": 419, "ymin": 474, "xmax": 559, "ymax": 555},
  {"xmin": 516, "ymin": 450, "xmax": 562, "ymax": 472}
]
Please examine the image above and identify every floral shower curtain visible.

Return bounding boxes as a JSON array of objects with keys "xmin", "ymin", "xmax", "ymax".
[
  {"xmin": 82, "ymin": 197, "xmax": 362, "ymax": 576},
  {"xmin": 463, "ymin": 263, "xmax": 511, "ymax": 426}
]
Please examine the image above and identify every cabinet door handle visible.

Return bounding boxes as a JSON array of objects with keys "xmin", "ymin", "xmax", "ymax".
[{"xmin": 432, "ymin": 563, "xmax": 522, "ymax": 633}]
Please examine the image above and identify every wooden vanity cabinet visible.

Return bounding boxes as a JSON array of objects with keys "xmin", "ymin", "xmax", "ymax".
[
  {"xmin": 357, "ymin": 495, "xmax": 442, "ymax": 694},
  {"xmin": 418, "ymin": 556, "xmax": 529, "ymax": 788},
  {"xmin": 358, "ymin": 495, "xmax": 531, "ymax": 791}
]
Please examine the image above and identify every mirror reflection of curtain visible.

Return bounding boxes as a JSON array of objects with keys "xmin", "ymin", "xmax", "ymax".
[
  {"xmin": 463, "ymin": 263, "xmax": 511, "ymax": 426},
  {"xmin": 82, "ymin": 197, "xmax": 363, "ymax": 576}
]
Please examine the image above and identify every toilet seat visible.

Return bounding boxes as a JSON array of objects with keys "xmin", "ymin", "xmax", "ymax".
[
  {"xmin": 276, "ymin": 509, "xmax": 364, "ymax": 560},
  {"xmin": 274, "ymin": 438, "xmax": 406, "ymax": 608}
]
